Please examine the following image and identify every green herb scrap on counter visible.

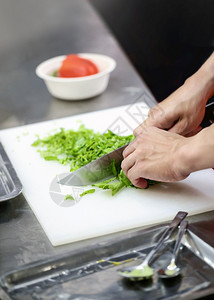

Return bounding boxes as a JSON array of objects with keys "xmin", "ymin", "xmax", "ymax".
[
  {"xmin": 32, "ymin": 125, "xmax": 158, "ymax": 196},
  {"xmin": 64, "ymin": 194, "xmax": 75, "ymax": 201},
  {"xmin": 80, "ymin": 189, "xmax": 96, "ymax": 197}
]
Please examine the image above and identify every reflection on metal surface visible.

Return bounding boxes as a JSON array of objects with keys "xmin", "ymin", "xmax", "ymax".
[
  {"xmin": 184, "ymin": 231, "xmax": 214, "ymax": 269},
  {"xmin": 1, "ymin": 223, "xmax": 214, "ymax": 299}
]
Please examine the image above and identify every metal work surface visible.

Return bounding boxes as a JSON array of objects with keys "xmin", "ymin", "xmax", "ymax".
[
  {"xmin": 0, "ymin": 0, "xmax": 213, "ymax": 299},
  {"xmin": 0, "ymin": 142, "xmax": 22, "ymax": 202},
  {"xmin": 1, "ymin": 222, "xmax": 214, "ymax": 300}
]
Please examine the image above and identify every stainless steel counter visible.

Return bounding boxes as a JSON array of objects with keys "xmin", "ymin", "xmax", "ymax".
[
  {"xmin": 0, "ymin": 0, "xmax": 213, "ymax": 299},
  {"xmin": 0, "ymin": 0, "xmax": 156, "ymax": 274}
]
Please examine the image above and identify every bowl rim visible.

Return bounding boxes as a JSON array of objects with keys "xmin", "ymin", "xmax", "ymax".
[{"xmin": 35, "ymin": 53, "xmax": 116, "ymax": 82}]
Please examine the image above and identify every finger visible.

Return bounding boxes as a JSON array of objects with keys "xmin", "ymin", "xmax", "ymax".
[
  {"xmin": 134, "ymin": 121, "xmax": 148, "ymax": 136},
  {"xmin": 148, "ymin": 105, "xmax": 175, "ymax": 128},
  {"xmin": 184, "ymin": 126, "xmax": 202, "ymax": 137},
  {"xmin": 122, "ymin": 141, "xmax": 136, "ymax": 158},
  {"xmin": 121, "ymin": 153, "xmax": 136, "ymax": 176},
  {"xmin": 134, "ymin": 113, "xmax": 177, "ymax": 136},
  {"xmin": 134, "ymin": 123, "xmax": 146, "ymax": 137},
  {"xmin": 169, "ymin": 119, "xmax": 187, "ymax": 135},
  {"xmin": 168, "ymin": 118, "xmax": 200, "ymax": 136},
  {"xmin": 126, "ymin": 166, "xmax": 148, "ymax": 189},
  {"xmin": 133, "ymin": 116, "xmax": 159, "ymax": 136},
  {"xmin": 133, "ymin": 177, "xmax": 148, "ymax": 189}
]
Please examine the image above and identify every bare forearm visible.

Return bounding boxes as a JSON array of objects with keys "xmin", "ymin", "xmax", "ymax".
[
  {"xmin": 122, "ymin": 124, "xmax": 214, "ymax": 186},
  {"xmin": 188, "ymin": 51, "xmax": 214, "ymax": 102},
  {"xmin": 134, "ymin": 52, "xmax": 214, "ymax": 137},
  {"xmin": 180, "ymin": 124, "xmax": 214, "ymax": 173}
]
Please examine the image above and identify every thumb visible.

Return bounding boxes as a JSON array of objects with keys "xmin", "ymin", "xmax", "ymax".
[{"xmin": 168, "ymin": 119, "xmax": 189, "ymax": 135}]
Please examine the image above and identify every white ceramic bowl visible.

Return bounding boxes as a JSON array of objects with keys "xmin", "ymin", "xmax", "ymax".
[{"xmin": 35, "ymin": 53, "xmax": 116, "ymax": 100}]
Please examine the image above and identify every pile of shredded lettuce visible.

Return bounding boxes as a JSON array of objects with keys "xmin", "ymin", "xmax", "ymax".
[
  {"xmin": 32, "ymin": 125, "xmax": 134, "ymax": 171},
  {"xmin": 32, "ymin": 125, "xmax": 157, "ymax": 196}
]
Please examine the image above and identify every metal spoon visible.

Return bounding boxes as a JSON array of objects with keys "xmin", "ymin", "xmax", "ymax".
[
  {"xmin": 158, "ymin": 219, "xmax": 188, "ymax": 279},
  {"xmin": 118, "ymin": 211, "xmax": 188, "ymax": 281}
]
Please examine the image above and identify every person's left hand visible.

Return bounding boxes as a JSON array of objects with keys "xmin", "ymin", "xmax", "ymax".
[{"xmin": 121, "ymin": 126, "xmax": 191, "ymax": 188}]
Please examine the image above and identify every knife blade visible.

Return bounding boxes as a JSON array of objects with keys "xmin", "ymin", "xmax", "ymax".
[{"xmin": 59, "ymin": 144, "xmax": 128, "ymax": 186}]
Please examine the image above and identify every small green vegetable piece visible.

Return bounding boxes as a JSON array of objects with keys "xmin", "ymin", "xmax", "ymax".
[
  {"xmin": 118, "ymin": 169, "xmax": 133, "ymax": 187},
  {"xmin": 80, "ymin": 189, "xmax": 95, "ymax": 197},
  {"xmin": 121, "ymin": 265, "xmax": 154, "ymax": 280},
  {"xmin": 109, "ymin": 182, "xmax": 124, "ymax": 196},
  {"xmin": 52, "ymin": 70, "xmax": 58, "ymax": 77},
  {"xmin": 92, "ymin": 169, "xmax": 133, "ymax": 196},
  {"xmin": 64, "ymin": 194, "xmax": 75, "ymax": 201}
]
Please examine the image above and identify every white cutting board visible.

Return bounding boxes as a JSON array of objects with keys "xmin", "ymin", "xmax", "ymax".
[{"xmin": 0, "ymin": 103, "xmax": 213, "ymax": 246}]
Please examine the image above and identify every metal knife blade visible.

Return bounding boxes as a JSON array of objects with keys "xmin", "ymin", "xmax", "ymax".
[{"xmin": 59, "ymin": 144, "xmax": 128, "ymax": 186}]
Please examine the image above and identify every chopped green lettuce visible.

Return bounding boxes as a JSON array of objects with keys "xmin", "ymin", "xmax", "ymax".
[
  {"xmin": 80, "ymin": 189, "xmax": 95, "ymax": 197},
  {"xmin": 93, "ymin": 169, "xmax": 158, "ymax": 196},
  {"xmin": 32, "ymin": 125, "xmax": 134, "ymax": 171},
  {"xmin": 64, "ymin": 194, "xmax": 75, "ymax": 201},
  {"xmin": 32, "ymin": 125, "xmax": 158, "ymax": 196}
]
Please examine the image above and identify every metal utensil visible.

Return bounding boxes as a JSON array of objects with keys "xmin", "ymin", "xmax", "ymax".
[
  {"xmin": 0, "ymin": 142, "xmax": 22, "ymax": 202},
  {"xmin": 58, "ymin": 144, "xmax": 128, "ymax": 186},
  {"xmin": 118, "ymin": 211, "xmax": 188, "ymax": 281},
  {"xmin": 158, "ymin": 219, "xmax": 188, "ymax": 279}
]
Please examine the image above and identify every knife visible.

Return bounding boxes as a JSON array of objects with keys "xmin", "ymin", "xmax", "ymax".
[{"xmin": 59, "ymin": 144, "xmax": 128, "ymax": 186}]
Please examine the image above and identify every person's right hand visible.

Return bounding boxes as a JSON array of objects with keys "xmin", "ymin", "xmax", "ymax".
[{"xmin": 134, "ymin": 74, "xmax": 208, "ymax": 137}]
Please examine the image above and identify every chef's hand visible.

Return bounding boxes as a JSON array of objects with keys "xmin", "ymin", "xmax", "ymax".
[
  {"xmin": 122, "ymin": 52, "xmax": 214, "ymax": 188},
  {"xmin": 121, "ymin": 126, "xmax": 191, "ymax": 188},
  {"xmin": 134, "ymin": 78, "xmax": 206, "ymax": 137},
  {"xmin": 122, "ymin": 124, "xmax": 214, "ymax": 188},
  {"xmin": 134, "ymin": 52, "xmax": 214, "ymax": 137}
]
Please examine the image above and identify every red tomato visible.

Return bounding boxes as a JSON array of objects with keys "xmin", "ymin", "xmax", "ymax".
[{"xmin": 58, "ymin": 54, "xmax": 98, "ymax": 78}]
